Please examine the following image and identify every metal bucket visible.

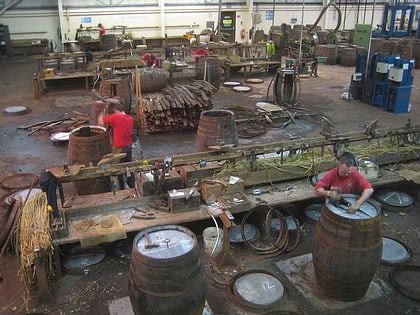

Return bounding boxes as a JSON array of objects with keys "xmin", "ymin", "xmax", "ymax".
[
  {"xmin": 312, "ymin": 194, "xmax": 382, "ymax": 301},
  {"xmin": 99, "ymin": 78, "xmax": 132, "ymax": 115},
  {"xmin": 129, "ymin": 225, "xmax": 206, "ymax": 315},
  {"xmin": 195, "ymin": 56, "xmax": 221, "ymax": 90},
  {"xmin": 67, "ymin": 125, "xmax": 112, "ymax": 195},
  {"xmin": 196, "ymin": 109, "xmax": 238, "ymax": 152}
]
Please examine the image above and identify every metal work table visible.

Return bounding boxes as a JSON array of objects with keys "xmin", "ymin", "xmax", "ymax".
[
  {"xmin": 225, "ymin": 60, "xmax": 281, "ymax": 80},
  {"xmin": 53, "ymin": 168, "xmax": 406, "ymax": 246}
]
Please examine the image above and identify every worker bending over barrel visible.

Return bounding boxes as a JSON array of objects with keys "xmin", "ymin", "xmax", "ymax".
[
  {"xmin": 314, "ymin": 151, "xmax": 373, "ymax": 213},
  {"xmin": 193, "ymin": 43, "xmax": 209, "ymax": 63},
  {"xmin": 142, "ymin": 53, "xmax": 157, "ymax": 67}
]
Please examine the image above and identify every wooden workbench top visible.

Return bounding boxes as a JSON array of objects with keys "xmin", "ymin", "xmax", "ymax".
[{"xmin": 53, "ymin": 169, "xmax": 405, "ymax": 246}]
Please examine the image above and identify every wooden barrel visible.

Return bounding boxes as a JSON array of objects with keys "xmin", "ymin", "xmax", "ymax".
[
  {"xmin": 99, "ymin": 78, "xmax": 132, "ymax": 115},
  {"xmin": 370, "ymin": 38, "xmax": 383, "ymax": 53},
  {"xmin": 100, "ymin": 34, "xmax": 118, "ymax": 51},
  {"xmin": 314, "ymin": 44, "xmax": 326, "ymax": 57},
  {"xmin": 325, "ymin": 44, "xmax": 338, "ymax": 65},
  {"xmin": 195, "ymin": 56, "xmax": 221, "ymax": 90},
  {"xmin": 340, "ymin": 47, "xmax": 357, "ymax": 67},
  {"xmin": 412, "ymin": 42, "xmax": 420, "ymax": 69},
  {"xmin": 196, "ymin": 109, "xmax": 238, "ymax": 152},
  {"xmin": 129, "ymin": 225, "xmax": 206, "ymax": 315},
  {"xmin": 138, "ymin": 67, "xmax": 169, "ymax": 93},
  {"xmin": 68, "ymin": 126, "xmax": 112, "ymax": 195},
  {"xmin": 312, "ymin": 194, "xmax": 382, "ymax": 301}
]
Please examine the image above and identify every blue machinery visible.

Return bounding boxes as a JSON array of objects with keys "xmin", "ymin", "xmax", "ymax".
[
  {"xmin": 351, "ymin": 52, "xmax": 415, "ymax": 114},
  {"xmin": 376, "ymin": 3, "xmax": 416, "ymax": 38}
]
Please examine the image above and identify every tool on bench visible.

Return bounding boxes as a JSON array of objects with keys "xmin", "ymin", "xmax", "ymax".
[
  {"xmin": 133, "ymin": 207, "xmax": 156, "ymax": 219},
  {"xmin": 144, "ymin": 232, "xmax": 159, "ymax": 249}
]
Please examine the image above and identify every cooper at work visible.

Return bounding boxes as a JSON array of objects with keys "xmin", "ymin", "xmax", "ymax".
[{"xmin": 314, "ymin": 151, "xmax": 374, "ymax": 213}]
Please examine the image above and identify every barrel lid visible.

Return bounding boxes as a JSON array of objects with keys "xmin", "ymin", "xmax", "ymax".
[
  {"xmin": 271, "ymin": 216, "xmax": 299, "ymax": 231},
  {"xmin": 233, "ymin": 271, "xmax": 285, "ymax": 308},
  {"xmin": 382, "ymin": 236, "xmax": 411, "ymax": 265},
  {"xmin": 62, "ymin": 245, "xmax": 106, "ymax": 275},
  {"xmin": 0, "ymin": 173, "xmax": 38, "ymax": 190},
  {"xmin": 135, "ymin": 226, "xmax": 195, "ymax": 259},
  {"xmin": 232, "ymin": 85, "xmax": 252, "ymax": 92},
  {"xmin": 223, "ymin": 81, "xmax": 241, "ymax": 86},
  {"xmin": 310, "ymin": 171, "xmax": 328, "ymax": 186},
  {"xmin": 50, "ymin": 132, "xmax": 70, "ymax": 143},
  {"xmin": 304, "ymin": 203, "xmax": 323, "ymax": 224},
  {"xmin": 389, "ymin": 265, "xmax": 420, "ymax": 302},
  {"xmin": 326, "ymin": 194, "xmax": 379, "ymax": 219},
  {"xmin": 5, "ymin": 188, "xmax": 42, "ymax": 205},
  {"xmin": 229, "ymin": 224, "xmax": 258, "ymax": 243},
  {"xmin": 3, "ymin": 105, "xmax": 31, "ymax": 116},
  {"xmin": 375, "ymin": 190, "xmax": 413, "ymax": 208},
  {"xmin": 245, "ymin": 78, "xmax": 264, "ymax": 84}
]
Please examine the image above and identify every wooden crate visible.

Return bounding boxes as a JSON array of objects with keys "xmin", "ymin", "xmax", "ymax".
[
  {"xmin": 217, "ymin": 192, "xmax": 251, "ymax": 214},
  {"xmin": 168, "ymin": 188, "xmax": 201, "ymax": 213},
  {"xmin": 201, "ymin": 176, "xmax": 245, "ymax": 204},
  {"xmin": 139, "ymin": 168, "xmax": 184, "ymax": 196},
  {"xmin": 177, "ymin": 162, "xmax": 222, "ymax": 185}
]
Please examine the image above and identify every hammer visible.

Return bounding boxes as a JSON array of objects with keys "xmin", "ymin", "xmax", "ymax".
[{"xmin": 144, "ymin": 232, "xmax": 159, "ymax": 249}]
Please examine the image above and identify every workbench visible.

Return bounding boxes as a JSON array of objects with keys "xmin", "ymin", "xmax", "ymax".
[
  {"xmin": 38, "ymin": 71, "xmax": 97, "ymax": 94},
  {"xmin": 224, "ymin": 60, "xmax": 281, "ymax": 80},
  {"xmin": 53, "ymin": 168, "xmax": 407, "ymax": 246}
]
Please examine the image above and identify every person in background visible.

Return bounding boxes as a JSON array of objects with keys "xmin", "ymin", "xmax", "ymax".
[
  {"xmin": 193, "ymin": 43, "xmax": 209, "ymax": 63},
  {"xmin": 141, "ymin": 53, "xmax": 157, "ymax": 67},
  {"xmin": 98, "ymin": 101, "xmax": 135, "ymax": 189},
  {"xmin": 98, "ymin": 23, "xmax": 106, "ymax": 37},
  {"xmin": 314, "ymin": 151, "xmax": 374, "ymax": 213}
]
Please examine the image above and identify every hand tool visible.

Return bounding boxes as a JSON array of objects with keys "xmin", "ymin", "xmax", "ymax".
[{"xmin": 144, "ymin": 232, "xmax": 159, "ymax": 249}]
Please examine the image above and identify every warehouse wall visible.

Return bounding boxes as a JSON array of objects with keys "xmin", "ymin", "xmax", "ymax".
[{"xmin": 0, "ymin": 2, "xmax": 417, "ymax": 52}]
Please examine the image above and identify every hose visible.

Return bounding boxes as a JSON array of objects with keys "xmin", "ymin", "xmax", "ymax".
[{"xmin": 307, "ymin": 1, "xmax": 342, "ymax": 34}]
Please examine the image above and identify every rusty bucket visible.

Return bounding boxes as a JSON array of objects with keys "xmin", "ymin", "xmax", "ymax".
[
  {"xmin": 196, "ymin": 109, "xmax": 238, "ymax": 152},
  {"xmin": 128, "ymin": 225, "xmax": 206, "ymax": 315},
  {"xmin": 312, "ymin": 194, "xmax": 382, "ymax": 301}
]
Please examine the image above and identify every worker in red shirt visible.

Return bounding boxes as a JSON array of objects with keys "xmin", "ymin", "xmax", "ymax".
[
  {"xmin": 314, "ymin": 151, "xmax": 373, "ymax": 213},
  {"xmin": 98, "ymin": 101, "xmax": 135, "ymax": 189},
  {"xmin": 194, "ymin": 43, "xmax": 209, "ymax": 63},
  {"xmin": 142, "ymin": 53, "xmax": 157, "ymax": 67},
  {"xmin": 98, "ymin": 23, "xmax": 106, "ymax": 36}
]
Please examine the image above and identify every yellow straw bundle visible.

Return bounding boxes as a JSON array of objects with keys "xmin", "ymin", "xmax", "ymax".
[{"xmin": 17, "ymin": 191, "xmax": 54, "ymax": 309}]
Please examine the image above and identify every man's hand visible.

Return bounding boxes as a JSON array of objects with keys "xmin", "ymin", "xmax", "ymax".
[
  {"xmin": 329, "ymin": 189, "xmax": 341, "ymax": 201},
  {"xmin": 347, "ymin": 201, "xmax": 362, "ymax": 214}
]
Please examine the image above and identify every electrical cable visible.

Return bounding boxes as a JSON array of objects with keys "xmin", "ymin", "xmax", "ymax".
[{"xmin": 205, "ymin": 209, "xmax": 230, "ymax": 286}]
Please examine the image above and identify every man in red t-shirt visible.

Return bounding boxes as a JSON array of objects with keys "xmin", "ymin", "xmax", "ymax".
[
  {"xmin": 98, "ymin": 102, "xmax": 135, "ymax": 189},
  {"xmin": 141, "ymin": 53, "xmax": 157, "ymax": 67},
  {"xmin": 98, "ymin": 23, "xmax": 106, "ymax": 36},
  {"xmin": 193, "ymin": 43, "xmax": 209, "ymax": 63},
  {"xmin": 314, "ymin": 151, "xmax": 373, "ymax": 213}
]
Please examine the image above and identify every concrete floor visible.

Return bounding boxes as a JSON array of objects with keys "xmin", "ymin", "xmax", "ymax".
[{"xmin": 0, "ymin": 54, "xmax": 419, "ymax": 315}]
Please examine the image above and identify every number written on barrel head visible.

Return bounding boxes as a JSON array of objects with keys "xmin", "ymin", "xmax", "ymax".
[{"xmin": 261, "ymin": 280, "xmax": 276, "ymax": 290}]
